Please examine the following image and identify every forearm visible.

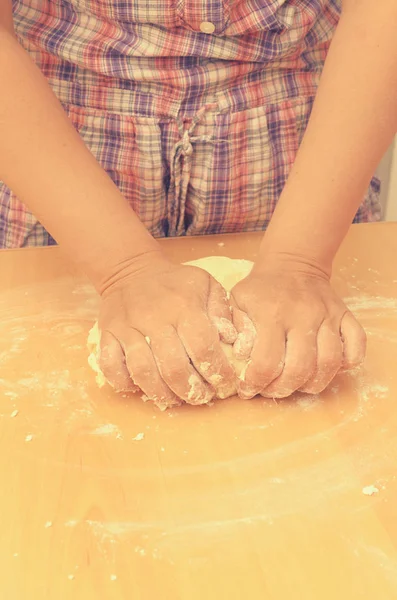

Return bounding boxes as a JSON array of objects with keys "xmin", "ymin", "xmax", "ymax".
[
  {"xmin": 261, "ymin": 0, "xmax": 397, "ymax": 274},
  {"xmin": 0, "ymin": 30, "xmax": 159, "ymax": 289}
]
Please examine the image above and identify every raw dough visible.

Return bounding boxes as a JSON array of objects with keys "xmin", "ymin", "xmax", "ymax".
[{"xmin": 87, "ymin": 256, "xmax": 253, "ymax": 407}]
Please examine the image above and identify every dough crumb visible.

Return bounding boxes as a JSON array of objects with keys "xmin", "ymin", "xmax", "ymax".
[
  {"xmin": 208, "ymin": 373, "xmax": 223, "ymax": 386},
  {"xmin": 68, "ymin": 574, "xmax": 75, "ymax": 581},
  {"xmin": 145, "ymin": 336, "xmax": 151, "ymax": 345},
  {"xmin": 200, "ymin": 361, "xmax": 211, "ymax": 372},
  {"xmin": 110, "ymin": 574, "xmax": 117, "ymax": 581},
  {"xmin": 132, "ymin": 433, "xmax": 144, "ymax": 441},
  {"xmin": 10, "ymin": 409, "xmax": 19, "ymax": 418},
  {"xmin": 44, "ymin": 521, "xmax": 53, "ymax": 528},
  {"xmin": 362, "ymin": 485, "xmax": 379, "ymax": 496},
  {"xmin": 25, "ymin": 434, "xmax": 33, "ymax": 442}
]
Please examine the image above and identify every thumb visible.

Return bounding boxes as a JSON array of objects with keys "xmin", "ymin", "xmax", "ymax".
[{"xmin": 230, "ymin": 295, "xmax": 256, "ymax": 360}]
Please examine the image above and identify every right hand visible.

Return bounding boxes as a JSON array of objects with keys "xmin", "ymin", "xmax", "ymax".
[{"xmin": 97, "ymin": 251, "xmax": 238, "ymax": 408}]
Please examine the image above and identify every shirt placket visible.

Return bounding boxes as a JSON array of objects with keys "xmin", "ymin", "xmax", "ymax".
[{"xmin": 176, "ymin": 0, "xmax": 229, "ymax": 35}]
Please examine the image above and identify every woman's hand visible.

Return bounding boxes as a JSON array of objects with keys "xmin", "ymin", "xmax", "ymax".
[
  {"xmin": 97, "ymin": 251, "xmax": 237, "ymax": 408},
  {"xmin": 230, "ymin": 258, "xmax": 366, "ymax": 400}
]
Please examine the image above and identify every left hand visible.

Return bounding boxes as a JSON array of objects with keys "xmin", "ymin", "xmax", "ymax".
[{"xmin": 230, "ymin": 258, "xmax": 366, "ymax": 399}]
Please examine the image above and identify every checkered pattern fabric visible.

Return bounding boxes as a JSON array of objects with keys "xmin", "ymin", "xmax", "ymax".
[{"xmin": 0, "ymin": 0, "xmax": 380, "ymax": 247}]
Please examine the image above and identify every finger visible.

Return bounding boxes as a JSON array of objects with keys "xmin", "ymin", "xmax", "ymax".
[
  {"xmin": 178, "ymin": 312, "xmax": 237, "ymax": 399},
  {"xmin": 123, "ymin": 329, "xmax": 180, "ymax": 409},
  {"xmin": 340, "ymin": 311, "xmax": 367, "ymax": 371},
  {"xmin": 231, "ymin": 305, "xmax": 257, "ymax": 360},
  {"xmin": 99, "ymin": 330, "xmax": 139, "ymax": 392},
  {"xmin": 150, "ymin": 327, "xmax": 214, "ymax": 405},
  {"xmin": 299, "ymin": 320, "xmax": 343, "ymax": 394},
  {"xmin": 207, "ymin": 277, "xmax": 237, "ymax": 344},
  {"xmin": 238, "ymin": 326, "xmax": 285, "ymax": 399},
  {"xmin": 262, "ymin": 329, "xmax": 317, "ymax": 399}
]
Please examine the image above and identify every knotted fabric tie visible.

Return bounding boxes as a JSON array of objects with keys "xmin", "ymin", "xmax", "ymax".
[{"xmin": 170, "ymin": 104, "xmax": 228, "ymax": 235}]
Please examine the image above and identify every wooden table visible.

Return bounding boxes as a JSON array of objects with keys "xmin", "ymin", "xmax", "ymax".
[{"xmin": 1, "ymin": 223, "xmax": 397, "ymax": 599}]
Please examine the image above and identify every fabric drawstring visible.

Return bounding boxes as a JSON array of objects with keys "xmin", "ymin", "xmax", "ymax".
[{"xmin": 169, "ymin": 104, "xmax": 227, "ymax": 235}]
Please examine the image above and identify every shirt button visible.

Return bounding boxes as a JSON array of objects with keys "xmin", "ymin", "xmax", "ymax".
[{"xmin": 200, "ymin": 21, "xmax": 216, "ymax": 34}]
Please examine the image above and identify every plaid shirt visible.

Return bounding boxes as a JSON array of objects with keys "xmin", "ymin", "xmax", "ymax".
[{"xmin": 0, "ymin": 0, "xmax": 380, "ymax": 247}]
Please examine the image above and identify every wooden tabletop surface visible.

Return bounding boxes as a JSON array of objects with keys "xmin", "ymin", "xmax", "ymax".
[{"xmin": 1, "ymin": 223, "xmax": 397, "ymax": 600}]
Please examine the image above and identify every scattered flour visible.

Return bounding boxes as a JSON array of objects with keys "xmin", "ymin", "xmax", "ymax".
[
  {"xmin": 90, "ymin": 424, "xmax": 121, "ymax": 437},
  {"xmin": 296, "ymin": 395, "xmax": 321, "ymax": 410},
  {"xmin": 362, "ymin": 485, "xmax": 379, "ymax": 496},
  {"xmin": 345, "ymin": 295, "xmax": 397, "ymax": 314}
]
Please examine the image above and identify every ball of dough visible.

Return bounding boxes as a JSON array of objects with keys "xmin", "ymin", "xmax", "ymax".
[{"xmin": 87, "ymin": 256, "xmax": 253, "ymax": 409}]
